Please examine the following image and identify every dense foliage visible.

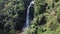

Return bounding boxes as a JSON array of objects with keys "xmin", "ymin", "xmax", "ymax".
[{"xmin": 0, "ymin": 0, "xmax": 60, "ymax": 34}]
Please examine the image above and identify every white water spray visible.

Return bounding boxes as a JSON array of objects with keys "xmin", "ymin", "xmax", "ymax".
[
  {"xmin": 25, "ymin": 1, "xmax": 34, "ymax": 27},
  {"xmin": 23, "ymin": 1, "xmax": 34, "ymax": 30}
]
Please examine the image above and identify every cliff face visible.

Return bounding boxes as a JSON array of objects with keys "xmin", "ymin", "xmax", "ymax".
[{"xmin": 15, "ymin": 0, "xmax": 34, "ymax": 31}]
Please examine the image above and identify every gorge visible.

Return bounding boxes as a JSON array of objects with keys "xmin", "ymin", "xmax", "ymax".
[{"xmin": 23, "ymin": 1, "xmax": 34, "ymax": 31}]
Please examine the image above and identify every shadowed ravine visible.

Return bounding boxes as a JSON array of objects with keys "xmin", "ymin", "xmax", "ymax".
[{"xmin": 22, "ymin": 1, "xmax": 34, "ymax": 31}]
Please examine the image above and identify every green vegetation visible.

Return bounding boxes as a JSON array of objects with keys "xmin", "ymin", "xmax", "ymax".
[{"xmin": 0, "ymin": 0, "xmax": 60, "ymax": 34}]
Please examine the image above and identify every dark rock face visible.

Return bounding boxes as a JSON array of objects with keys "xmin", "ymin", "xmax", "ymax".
[
  {"xmin": 23, "ymin": 0, "xmax": 32, "ymax": 9},
  {"xmin": 30, "ymin": 5, "xmax": 34, "ymax": 20},
  {"xmin": 15, "ymin": 0, "xmax": 34, "ymax": 31},
  {"xmin": 15, "ymin": 16, "xmax": 26, "ymax": 31},
  {"xmin": 15, "ymin": 11, "xmax": 26, "ymax": 31}
]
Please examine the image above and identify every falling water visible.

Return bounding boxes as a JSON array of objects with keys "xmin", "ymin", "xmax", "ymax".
[
  {"xmin": 23, "ymin": 1, "xmax": 34, "ymax": 30},
  {"xmin": 25, "ymin": 1, "xmax": 34, "ymax": 27}
]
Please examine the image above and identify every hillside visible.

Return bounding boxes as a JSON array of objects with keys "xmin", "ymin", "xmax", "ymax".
[{"xmin": 0, "ymin": 0, "xmax": 60, "ymax": 34}]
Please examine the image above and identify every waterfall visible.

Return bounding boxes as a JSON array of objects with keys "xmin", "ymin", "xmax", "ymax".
[
  {"xmin": 25, "ymin": 1, "xmax": 34, "ymax": 27},
  {"xmin": 23, "ymin": 1, "xmax": 34, "ymax": 31}
]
